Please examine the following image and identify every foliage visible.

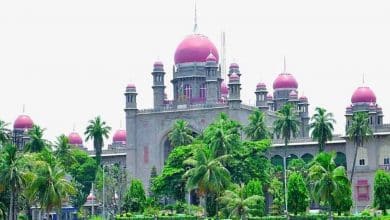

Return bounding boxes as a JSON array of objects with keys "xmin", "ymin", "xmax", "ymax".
[
  {"xmin": 288, "ymin": 159, "xmax": 306, "ymax": 174},
  {"xmin": 168, "ymin": 119, "xmax": 194, "ymax": 148},
  {"xmin": 54, "ymin": 134, "xmax": 76, "ymax": 168},
  {"xmin": 123, "ymin": 179, "xmax": 146, "ymax": 213},
  {"xmin": 346, "ymin": 112, "xmax": 373, "ymax": 181},
  {"xmin": 309, "ymin": 107, "xmax": 335, "ymax": 152},
  {"xmin": 268, "ymin": 177, "xmax": 284, "ymax": 216},
  {"xmin": 287, "ymin": 172, "xmax": 309, "ymax": 215},
  {"xmin": 84, "ymin": 116, "xmax": 111, "ymax": 166},
  {"xmin": 373, "ymin": 169, "xmax": 390, "ymax": 214},
  {"xmin": 243, "ymin": 179, "xmax": 265, "ymax": 217},
  {"xmin": 308, "ymin": 152, "xmax": 351, "ymax": 219},
  {"xmin": 148, "ymin": 166, "xmax": 157, "ymax": 199},
  {"xmin": 24, "ymin": 125, "xmax": 48, "ymax": 152},
  {"xmin": 0, "ymin": 120, "xmax": 11, "ymax": 147},
  {"xmin": 244, "ymin": 110, "xmax": 270, "ymax": 141},
  {"xmin": 273, "ymin": 104, "xmax": 300, "ymax": 146}
]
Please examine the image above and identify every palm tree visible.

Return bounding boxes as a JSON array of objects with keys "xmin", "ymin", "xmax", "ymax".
[
  {"xmin": 0, "ymin": 120, "xmax": 11, "ymax": 147},
  {"xmin": 24, "ymin": 125, "xmax": 48, "ymax": 153},
  {"xmin": 244, "ymin": 110, "xmax": 269, "ymax": 141},
  {"xmin": 85, "ymin": 116, "xmax": 111, "ymax": 166},
  {"xmin": 26, "ymin": 152, "xmax": 75, "ymax": 214},
  {"xmin": 168, "ymin": 119, "xmax": 193, "ymax": 147},
  {"xmin": 310, "ymin": 107, "xmax": 336, "ymax": 152},
  {"xmin": 218, "ymin": 184, "xmax": 262, "ymax": 220},
  {"xmin": 184, "ymin": 147, "xmax": 231, "ymax": 216},
  {"xmin": 346, "ymin": 112, "xmax": 373, "ymax": 182},
  {"xmin": 0, "ymin": 144, "xmax": 29, "ymax": 220},
  {"xmin": 273, "ymin": 103, "xmax": 300, "ymax": 215},
  {"xmin": 54, "ymin": 135, "xmax": 75, "ymax": 168},
  {"xmin": 308, "ymin": 152, "xmax": 350, "ymax": 220}
]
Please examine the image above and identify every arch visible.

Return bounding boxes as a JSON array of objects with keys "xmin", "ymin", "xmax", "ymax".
[
  {"xmin": 271, "ymin": 155, "xmax": 283, "ymax": 167},
  {"xmin": 301, "ymin": 153, "xmax": 314, "ymax": 164},
  {"xmin": 335, "ymin": 152, "xmax": 347, "ymax": 168}
]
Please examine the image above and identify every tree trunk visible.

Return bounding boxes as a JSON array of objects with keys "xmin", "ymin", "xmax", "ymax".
[
  {"xmin": 350, "ymin": 141, "xmax": 359, "ymax": 182},
  {"xmin": 8, "ymin": 190, "xmax": 13, "ymax": 220}
]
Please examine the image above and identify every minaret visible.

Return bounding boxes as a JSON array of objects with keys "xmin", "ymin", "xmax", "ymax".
[
  {"xmin": 228, "ymin": 63, "xmax": 240, "ymax": 76},
  {"xmin": 205, "ymin": 52, "xmax": 219, "ymax": 105},
  {"xmin": 151, "ymin": 61, "xmax": 166, "ymax": 109},
  {"xmin": 228, "ymin": 72, "xmax": 241, "ymax": 109},
  {"xmin": 255, "ymin": 82, "xmax": 268, "ymax": 111},
  {"xmin": 298, "ymin": 95, "xmax": 310, "ymax": 137},
  {"xmin": 124, "ymin": 84, "xmax": 137, "ymax": 148}
]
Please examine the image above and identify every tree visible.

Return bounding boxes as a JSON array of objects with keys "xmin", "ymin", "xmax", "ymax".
[
  {"xmin": 184, "ymin": 147, "xmax": 231, "ymax": 216},
  {"xmin": 347, "ymin": 112, "xmax": 373, "ymax": 182},
  {"xmin": 148, "ymin": 166, "xmax": 157, "ymax": 199},
  {"xmin": 24, "ymin": 125, "xmax": 48, "ymax": 153},
  {"xmin": 168, "ymin": 119, "xmax": 194, "ymax": 148},
  {"xmin": 244, "ymin": 110, "xmax": 269, "ymax": 141},
  {"xmin": 268, "ymin": 177, "xmax": 284, "ymax": 216},
  {"xmin": 0, "ymin": 144, "xmax": 29, "ymax": 220},
  {"xmin": 373, "ymin": 169, "xmax": 390, "ymax": 215},
  {"xmin": 243, "ymin": 179, "xmax": 265, "ymax": 217},
  {"xmin": 123, "ymin": 179, "xmax": 146, "ymax": 213},
  {"xmin": 0, "ymin": 120, "xmax": 11, "ymax": 147},
  {"xmin": 85, "ymin": 116, "xmax": 111, "ymax": 166},
  {"xmin": 54, "ymin": 134, "xmax": 75, "ymax": 168},
  {"xmin": 26, "ymin": 150, "xmax": 75, "ymax": 214},
  {"xmin": 310, "ymin": 107, "xmax": 335, "ymax": 152},
  {"xmin": 219, "ymin": 184, "xmax": 263, "ymax": 220},
  {"xmin": 308, "ymin": 152, "xmax": 350, "ymax": 219},
  {"xmin": 287, "ymin": 172, "xmax": 309, "ymax": 215},
  {"xmin": 330, "ymin": 176, "xmax": 352, "ymax": 216}
]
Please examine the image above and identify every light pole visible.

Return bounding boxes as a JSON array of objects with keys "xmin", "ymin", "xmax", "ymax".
[
  {"xmin": 102, "ymin": 165, "xmax": 106, "ymax": 220},
  {"xmin": 283, "ymin": 153, "xmax": 291, "ymax": 218}
]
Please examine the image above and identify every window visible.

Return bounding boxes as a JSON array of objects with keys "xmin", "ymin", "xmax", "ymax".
[
  {"xmin": 359, "ymin": 159, "xmax": 365, "ymax": 166},
  {"xmin": 200, "ymin": 83, "xmax": 206, "ymax": 99},
  {"xmin": 384, "ymin": 158, "xmax": 390, "ymax": 165},
  {"xmin": 184, "ymin": 84, "xmax": 192, "ymax": 100},
  {"xmin": 355, "ymin": 179, "xmax": 370, "ymax": 201},
  {"xmin": 357, "ymin": 147, "xmax": 368, "ymax": 166}
]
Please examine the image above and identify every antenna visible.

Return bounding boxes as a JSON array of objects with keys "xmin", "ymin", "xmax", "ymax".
[
  {"xmin": 221, "ymin": 31, "xmax": 226, "ymax": 80},
  {"xmin": 193, "ymin": 0, "xmax": 198, "ymax": 33}
]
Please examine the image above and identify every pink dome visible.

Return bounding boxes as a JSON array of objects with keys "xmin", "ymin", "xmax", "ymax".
[
  {"xmin": 289, "ymin": 90, "xmax": 298, "ymax": 99},
  {"xmin": 14, "ymin": 115, "xmax": 34, "ymax": 129},
  {"xmin": 221, "ymin": 82, "xmax": 228, "ymax": 95},
  {"xmin": 113, "ymin": 129, "xmax": 126, "ymax": 143},
  {"xmin": 68, "ymin": 132, "xmax": 83, "ymax": 145},
  {"xmin": 126, "ymin": 83, "xmax": 136, "ymax": 89},
  {"xmin": 266, "ymin": 94, "xmax": 273, "ymax": 101},
  {"xmin": 273, "ymin": 73, "xmax": 298, "ymax": 90},
  {"xmin": 206, "ymin": 52, "xmax": 217, "ymax": 62},
  {"xmin": 229, "ymin": 72, "xmax": 239, "ymax": 81},
  {"xmin": 299, "ymin": 96, "xmax": 308, "ymax": 102},
  {"xmin": 256, "ymin": 82, "xmax": 266, "ymax": 89},
  {"xmin": 87, "ymin": 193, "xmax": 96, "ymax": 201},
  {"xmin": 351, "ymin": 86, "xmax": 377, "ymax": 103},
  {"xmin": 230, "ymin": 63, "xmax": 239, "ymax": 68},
  {"xmin": 174, "ymin": 34, "xmax": 219, "ymax": 64}
]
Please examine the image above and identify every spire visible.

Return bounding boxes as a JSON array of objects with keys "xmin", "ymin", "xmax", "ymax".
[
  {"xmin": 72, "ymin": 124, "xmax": 75, "ymax": 132},
  {"xmin": 362, "ymin": 73, "xmax": 365, "ymax": 85},
  {"xmin": 283, "ymin": 56, "xmax": 286, "ymax": 73},
  {"xmin": 193, "ymin": 0, "xmax": 198, "ymax": 33},
  {"xmin": 22, "ymin": 104, "xmax": 25, "ymax": 113}
]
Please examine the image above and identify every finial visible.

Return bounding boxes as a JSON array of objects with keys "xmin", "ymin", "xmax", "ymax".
[
  {"xmin": 73, "ymin": 124, "xmax": 75, "ymax": 132},
  {"xmin": 362, "ymin": 73, "xmax": 365, "ymax": 84},
  {"xmin": 193, "ymin": 0, "xmax": 198, "ymax": 33},
  {"xmin": 120, "ymin": 120, "xmax": 122, "ymax": 129},
  {"xmin": 283, "ymin": 56, "xmax": 286, "ymax": 73},
  {"xmin": 22, "ymin": 104, "xmax": 25, "ymax": 113}
]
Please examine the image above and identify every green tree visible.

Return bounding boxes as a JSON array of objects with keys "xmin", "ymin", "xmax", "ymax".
[
  {"xmin": 310, "ymin": 107, "xmax": 335, "ymax": 152},
  {"xmin": 168, "ymin": 119, "xmax": 194, "ymax": 148},
  {"xmin": 219, "ymin": 184, "xmax": 263, "ymax": 220},
  {"xmin": 123, "ymin": 179, "xmax": 146, "ymax": 213},
  {"xmin": 287, "ymin": 172, "xmax": 309, "ymax": 215},
  {"xmin": 24, "ymin": 125, "xmax": 48, "ymax": 153},
  {"xmin": 184, "ymin": 147, "xmax": 231, "ymax": 216},
  {"xmin": 26, "ymin": 150, "xmax": 75, "ymax": 214},
  {"xmin": 331, "ymin": 176, "xmax": 352, "ymax": 216},
  {"xmin": 0, "ymin": 120, "xmax": 11, "ymax": 147},
  {"xmin": 268, "ymin": 177, "xmax": 284, "ymax": 216},
  {"xmin": 308, "ymin": 152, "xmax": 350, "ymax": 219},
  {"xmin": 0, "ymin": 144, "xmax": 30, "ymax": 220},
  {"xmin": 347, "ymin": 112, "xmax": 373, "ymax": 181},
  {"xmin": 148, "ymin": 166, "xmax": 157, "ymax": 199},
  {"xmin": 54, "ymin": 134, "xmax": 75, "ymax": 168},
  {"xmin": 373, "ymin": 169, "xmax": 390, "ymax": 214},
  {"xmin": 85, "ymin": 116, "xmax": 111, "ymax": 166},
  {"xmin": 243, "ymin": 179, "xmax": 265, "ymax": 217},
  {"xmin": 244, "ymin": 110, "xmax": 269, "ymax": 141}
]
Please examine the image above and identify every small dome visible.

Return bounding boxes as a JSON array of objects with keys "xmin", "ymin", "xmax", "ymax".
[
  {"xmin": 126, "ymin": 83, "xmax": 136, "ymax": 89},
  {"xmin": 206, "ymin": 52, "xmax": 217, "ymax": 62},
  {"xmin": 266, "ymin": 94, "xmax": 273, "ymax": 101},
  {"xmin": 256, "ymin": 82, "xmax": 266, "ymax": 90},
  {"xmin": 351, "ymin": 86, "xmax": 376, "ymax": 103},
  {"xmin": 87, "ymin": 193, "xmax": 96, "ymax": 201},
  {"xmin": 299, "ymin": 96, "xmax": 308, "ymax": 102},
  {"xmin": 68, "ymin": 132, "xmax": 83, "ymax": 145},
  {"xmin": 14, "ymin": 115, "xmax": 34, "ymax": 129},
  {"xmin": 221, "ymin": 82, "xmax": 229, "ymax": 95},
  {"xmin": 229, "ymin": 72, "xmax": 240, "ymax": 81},
  {"xmin": 174, "ymin": 34, "xmax": 219, "ymax": 64},
  {"xmin": 153, "ymin": 61, "xmax": 163, "ymax": 67},
  {"xmin": 289, "ymin": 90, "xmax": 298, "ymax": 99},
  {"xmin": 113, "ymin": 129, "xmax": 126, "ymax": 143},
  {"xmin": 273, "ymin": 73, "xmax": 298, "ymax": 90},
  {"xmin": 229, "ymin": 63, "xmax": 239, "ymax": 69}
]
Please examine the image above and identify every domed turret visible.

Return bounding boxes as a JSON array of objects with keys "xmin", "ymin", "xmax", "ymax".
[
  {"xmin": 229, "ymin": 72, "xmax": 240, "ymax": 81},
  {"xmin": 14, "ymin": 115, "xmax": 34, "ymax": 130},
  {"xmin": 206, "ymin": 52, "xmax": 217, "ymax": 62},
  {"xmin": 351, "ymin": 86, "xmax": 376, "ymax": 104},
  {"xmin": 113, "ymin": 129, "xmax": 126, "ymax": 143},
  {"xmin": 273, "ymin": 73, "xmax": 298, "ymax": 90},
  {"xmin": 289, "ymin": 90, "xmax": 298, "ymax": 100},
  {"xmin": 174, "ymin": 34, "xmax": 219, "ymax": 64},
  {"xmin": 299, "ymin": 95, "xmax": 308, "ymax": 102},
  {"xmin": 126, "ymin": 83, "xmax": 136, "ymax": 90},
  {"xmin": 256, "ymin": 82, "xmax": 267, "ymax": 90},
  {"xmin": 68, "ymin": 132, "xmax": 83, "ymax": 145},
  {"xmin": 221, "ymin": 82, "xmax": 228, "ymax": 96}
]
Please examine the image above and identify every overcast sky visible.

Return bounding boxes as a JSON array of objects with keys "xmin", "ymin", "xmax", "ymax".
[{"xmin": 1, "ymin": 0, "xmax": 389, "ymax": 148}]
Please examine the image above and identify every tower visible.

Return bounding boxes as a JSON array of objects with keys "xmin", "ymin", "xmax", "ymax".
[
  {"xmin": 124, "ymin": 83, "xmax": 137, "ymax": 148},
  {"xmin": 298, "ymin": 96, "xmax": 310, "ymax": 137},
  {"xmin": 151, "ymin": 61, "xmax": 166, "ymax": 109},
  {"xmin": 228, "ymin": 72, "xmax": 241, "ymax": 109},
  {"xmin": 205, "ymin": 53, "xmax": 219, "ymax": 105},
  {"xmin": 255, "ymin": 82, "xmax": 268, "ymax": 111}
]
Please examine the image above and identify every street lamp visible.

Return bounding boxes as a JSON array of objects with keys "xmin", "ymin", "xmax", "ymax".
[{"xmin": 283, "ymin": 154, "xmax": 291, "ymax": 218}]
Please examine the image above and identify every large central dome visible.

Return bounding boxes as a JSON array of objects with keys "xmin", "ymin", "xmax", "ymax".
[{"xmin": 174, "ymin": 34, "xmax": 219, "ymax": 64}]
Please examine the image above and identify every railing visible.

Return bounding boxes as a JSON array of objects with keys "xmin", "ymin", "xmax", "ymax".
[
  {"xmin": 137, "ymin": 103, "xmax": 228, "ymax": 114},
  {"xmin": 272, "ymin": 135, "xmax": 345, "ymax": 145},
  {"xmin": 378, "ymin": 164, "xmax": 390, "ymax": 171}
]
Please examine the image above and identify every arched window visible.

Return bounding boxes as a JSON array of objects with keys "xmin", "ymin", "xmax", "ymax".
[
  {"xmin": 200, "ymin": 83, "xmax": 206, "ymax": 99},
  {"xmin": 301, "ymin": 153, "xmax": 314, "ymax": 163},
  {"xmin": 271, "ymin": 155, "xmax": 283, "ymax": 167},
  {"xmin": 335, "ymin": 152, "xmax": 347, "ymax": 168},
  {"xmin": 184, "ymin": 84, "xmax": 192, "ymax": 100}
]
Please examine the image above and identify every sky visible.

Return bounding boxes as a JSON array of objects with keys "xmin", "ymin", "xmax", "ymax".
[{"xmin": 1, "ymin": 0, "xmax": 390, "ymax": 148}]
